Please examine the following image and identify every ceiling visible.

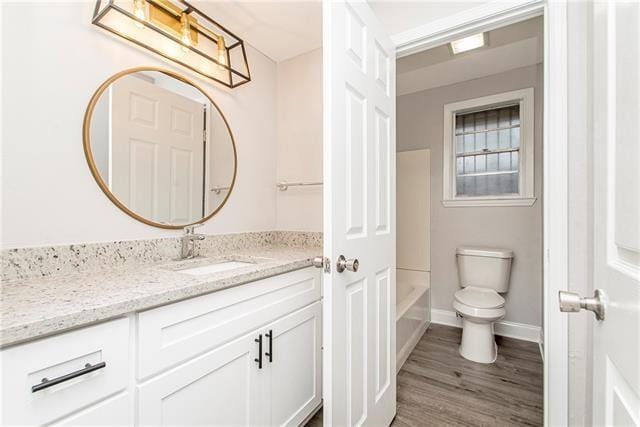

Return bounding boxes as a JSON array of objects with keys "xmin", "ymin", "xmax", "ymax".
[
  {"xmin": 192, "ymin": 1, "xmax": 482, "ymax": 64},
  {"xmin": 369, "ymin": 1, "xmax": 480, "ymax": 36},
  {"xmin": 190, "ymin": 2, "xmax": 539, "ymax": 72},
  {"xmin": 193, "ymin": 1, "xmax": 322, "ymax": 63},
  {"xmin": 397, "ymin": 16, "xmax": 543, "ymax": 96}
]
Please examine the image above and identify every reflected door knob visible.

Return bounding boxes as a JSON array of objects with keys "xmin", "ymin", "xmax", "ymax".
[
  {"xmin": 336, "ymin": 255, "xmax": 359, "ymax": 273},
  {"xmin": 558, "ymin": 289, "xmax": 606, "ymax": 321}
]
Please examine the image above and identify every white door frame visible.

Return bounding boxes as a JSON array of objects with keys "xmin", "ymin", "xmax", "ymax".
[{"xmin": 393, "ymin": 1, "xmax": 568, "ymax": 425}]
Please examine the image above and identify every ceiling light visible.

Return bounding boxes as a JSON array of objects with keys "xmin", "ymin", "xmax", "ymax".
[{"xmin": 450, "ymin": 33, "xmax": 486, "ymax": 55}]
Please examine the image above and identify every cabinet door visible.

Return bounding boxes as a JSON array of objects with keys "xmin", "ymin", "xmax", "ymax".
[
  {"xmin": 137, "ymin": 331, "xmax": 266, "ymax": 426},
  {"xmin": 267, "ymin": 302, "xmax": 322, "ymax": 427}
]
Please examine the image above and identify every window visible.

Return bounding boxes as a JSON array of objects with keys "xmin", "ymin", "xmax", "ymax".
[{"xmin": 442, "ymin": 88, "xmax": 536, "ymax": 207}]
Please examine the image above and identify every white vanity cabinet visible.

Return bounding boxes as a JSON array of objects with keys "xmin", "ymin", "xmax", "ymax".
[
  {"xmin": 0, "ymin": 267, "xmax": 322, "ymax": 426},
  {"xmin": 137, "ymin": 267, "xmax": 322, "ymax": 426},
  {"xmin": 138, "ymin": 302, "xmax": 322, "ymax": 427}
]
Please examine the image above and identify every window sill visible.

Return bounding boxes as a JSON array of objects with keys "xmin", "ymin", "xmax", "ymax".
[{"xmin": 442, "ymin": 197, "xmax": 537, "ymax": 207}]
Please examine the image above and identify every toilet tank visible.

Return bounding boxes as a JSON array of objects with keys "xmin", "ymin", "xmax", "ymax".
[{"xmin": 456, "ymin": 246, "xmax": 514, "ymax": 292}]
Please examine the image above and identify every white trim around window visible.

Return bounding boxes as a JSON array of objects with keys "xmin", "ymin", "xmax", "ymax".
[{"xmin": 442, "ymin": 88, "xmax": 536, "ymax": 207}]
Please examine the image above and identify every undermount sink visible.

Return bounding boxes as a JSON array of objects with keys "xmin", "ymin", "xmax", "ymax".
[{"xmin": 177, "ymin": 261, "xmax": 254, "ymax": 276}]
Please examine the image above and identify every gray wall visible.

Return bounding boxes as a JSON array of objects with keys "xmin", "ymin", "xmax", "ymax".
[{"xmin": 397, "ymin": 64, "xmax": 543, "ymax": 326}]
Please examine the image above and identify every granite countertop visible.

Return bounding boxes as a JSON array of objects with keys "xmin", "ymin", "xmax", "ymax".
[{"xmin": 0, "ymin": 245, "xmax": 320, "ymax": 348}]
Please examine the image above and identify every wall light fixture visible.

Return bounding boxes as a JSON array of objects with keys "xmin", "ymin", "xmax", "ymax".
[{"xmin": 92, "ymin": 0, "xmax": 251, "ymax": 88}]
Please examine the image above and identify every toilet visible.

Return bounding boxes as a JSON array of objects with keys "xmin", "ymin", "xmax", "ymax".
[{"xmin": 453, "ymin": 246, "xmax": 514, "ymax": 363}]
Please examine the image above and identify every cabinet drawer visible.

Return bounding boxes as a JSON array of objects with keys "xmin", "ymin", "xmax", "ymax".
[
  {"xmin": 138, "ymin": 267, "xmax": 321, "ymax": 379},
  {"xmin": 0, "ymin": 318, "xmax": 130, "ymax": 426},
  {"xmin": 51, "ymin": 392, "xmax": 131, "ymax": 426}
]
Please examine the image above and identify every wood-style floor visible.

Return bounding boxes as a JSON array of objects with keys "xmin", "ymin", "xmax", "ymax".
[{"xmin": 305, "ymin": 324, "xmax": 543, "ymax": 427}]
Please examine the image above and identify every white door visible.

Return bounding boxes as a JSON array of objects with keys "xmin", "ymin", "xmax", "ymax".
[
  {"xmin": 590, "ymin": 2, "xmax": 640, "ymax": 424},
  {"xmin": 111, "ymin": 74, "xmax": 204, "ymax": 224},
  {"xmin": 323, "ymin": 1, "xmax": 396, "ymax": 426},
  {"xmin": 267, "ymin": 302, "xmax": 322, "ymax": 427},
  {"xmin": 137, "ymin": 331, "xmax": 265, "ymax": 426}
]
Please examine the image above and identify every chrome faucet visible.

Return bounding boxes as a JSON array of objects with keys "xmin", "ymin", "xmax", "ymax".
[{"xmin": 181, "ymin": 224, "xmax": 205, "ymax": 259}]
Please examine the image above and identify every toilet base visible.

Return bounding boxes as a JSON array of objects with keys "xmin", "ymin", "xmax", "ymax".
[{"xmin": 458, "ymin": 318, "xmax": 498, "ymax": 364}]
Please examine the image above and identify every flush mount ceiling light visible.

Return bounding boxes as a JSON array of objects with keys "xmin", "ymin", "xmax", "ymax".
[
  {"xmin": 92, "ymin": 0, "xmax": 251, "ymax": 88},
  {"xmin": 449, "ymin": 32, "xmax": 486, "ymax": 55}
]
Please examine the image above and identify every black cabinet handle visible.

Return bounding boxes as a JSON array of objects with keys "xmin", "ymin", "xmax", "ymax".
[
  {"xmin": 31, "ymin": 362, "xmax": 106, "ymax": 393},
  {"xmin": 265, "ymin": 330, "xmax": 273, "ymax": 363},
  {"xmin": 254, "ymin": 335, "xmax": 263, "ymax": 369}
]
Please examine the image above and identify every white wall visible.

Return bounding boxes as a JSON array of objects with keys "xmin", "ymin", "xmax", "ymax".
[
  {"xmin": 275, "ymin": 48, "xmax": 323, "ymax": 232},
  {"xmin": 1, "ymin": 2, "xmax": 279, "ymax": 248},
  {"xmin": 397, "ymin": 64, "xmax": 543, "ymax": 326}
]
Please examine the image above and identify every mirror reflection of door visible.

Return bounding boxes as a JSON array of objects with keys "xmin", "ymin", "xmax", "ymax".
[
  {"xmin": 87, "ymin": 69, "xmax": 236, "ymax": 228},
  {"xmin": 110, "ymin": 74, "xmax": 204, "ymax": 225}
]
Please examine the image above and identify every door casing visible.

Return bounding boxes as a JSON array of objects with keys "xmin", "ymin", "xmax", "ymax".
[{"xmin": 391, "ymin": 1, "xmax": 568, "ymax": 424}]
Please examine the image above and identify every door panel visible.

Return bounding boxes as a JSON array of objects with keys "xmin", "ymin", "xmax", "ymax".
[
  {"xmin": 374, "ymin": 268, "xmax": 392, "ymax": 401},
  {"xmin": 346, "ymin": 279, "xmax": 367, "ymax": 426},
  {"xmin": 323, "ymin": 1, "xmax": 396, "ymax": 425},
  {"xmin": 345, "ymin": 85, "xmax": 367, "ymax": 238},
  {"xmin": 374, "ymin": 109, "xmax": 391, "ymax": 234},
  {"xmin": 592, "ymin": 2, "xmax": 640, "ymax": 425}
]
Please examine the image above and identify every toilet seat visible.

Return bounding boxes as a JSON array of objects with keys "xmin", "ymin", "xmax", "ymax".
[
  {"xmin": 454, "ymin": 287, "xmax": 505, "ymax": 309},
  {"xmin": 454, "ymin": 287, "xmax": 505, "ymax": 321},
  {"xmin": 453, "ymin": 300, "xmax": 506, "ymax": 320}
]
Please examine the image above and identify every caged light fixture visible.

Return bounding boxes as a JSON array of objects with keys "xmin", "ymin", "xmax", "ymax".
[{"xmin": 92, "ymin": 0, "xmax": 251, "ymax": 88}]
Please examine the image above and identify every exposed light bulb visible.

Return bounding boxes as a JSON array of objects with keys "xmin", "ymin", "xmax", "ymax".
[
  {"xmin": 133, "ymin": 0, "xmax": 146, "ymax": 29},
  {"xmin": 180, "ymin": 13, "xmax": 191, "ymax": 52},
  {"xmin": 217, "ymin": 35, "xmax": 227, "ymax": 70}
]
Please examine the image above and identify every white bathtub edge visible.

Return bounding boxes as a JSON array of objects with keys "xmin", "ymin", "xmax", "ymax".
[{"xmin": 396, "ymin": 320, "xmax": 430, "ymax": 373}]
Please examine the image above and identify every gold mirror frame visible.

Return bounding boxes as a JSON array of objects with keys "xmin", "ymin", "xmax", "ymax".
[{"xmin": 82, "ymin": 66, "xmax": 238, "ymax": 229}]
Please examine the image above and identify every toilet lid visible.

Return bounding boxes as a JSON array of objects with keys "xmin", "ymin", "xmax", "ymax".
[{"xmin": 454, "ymin": 287, "xmax": 505, "ymax": 309}]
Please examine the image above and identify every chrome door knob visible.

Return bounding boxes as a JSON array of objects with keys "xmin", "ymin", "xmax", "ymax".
[
  {"xmin": 336, "ymin": 255, "xmax": 359, "ymax": 273},
  {"xmin": 558, "ymin": 289, "xmax": 606, "ymax": 321}
]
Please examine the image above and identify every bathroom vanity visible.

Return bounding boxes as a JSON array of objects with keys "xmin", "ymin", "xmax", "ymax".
[{"xmin": 0, "ymin": 240, "xmax": 322, "ymax": 426}]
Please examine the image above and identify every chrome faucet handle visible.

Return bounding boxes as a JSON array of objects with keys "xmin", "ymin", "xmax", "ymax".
[{"xmin": 184, "ymin": 223, "xmax": 204, "ymax": 234}]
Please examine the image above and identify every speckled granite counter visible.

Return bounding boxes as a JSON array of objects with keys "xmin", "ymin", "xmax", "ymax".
[{"xmin": 1, "ymin": 241, "xmax": 321, "ymax": 348}]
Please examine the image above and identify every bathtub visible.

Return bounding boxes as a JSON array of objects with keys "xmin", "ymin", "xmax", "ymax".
[{"xmin": 396, "ymin": 269, "xmax": 430, "ymax": 372}]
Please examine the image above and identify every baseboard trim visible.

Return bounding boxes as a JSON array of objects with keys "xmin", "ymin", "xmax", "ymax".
[{"xmin": 431, "ymin": 309, "xmax": 542, "ymax": 343}]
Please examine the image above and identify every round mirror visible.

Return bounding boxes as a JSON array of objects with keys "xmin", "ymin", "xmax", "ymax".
[{"xmin": 83, "ymin": 67, "xmax": 237, "ymax": 229}]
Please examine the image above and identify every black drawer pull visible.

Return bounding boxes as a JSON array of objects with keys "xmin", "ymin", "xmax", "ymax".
[
  {"xmin": 265, "ymin": 330, "xmax": 273, "ymax": 363},
  {"xmin": 254, "ymin": 335, "xmax": 263, "ymax": 369},
  {"xmin": 31, "ymin": 362, "xmax": 107, "ymax": 393}
]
